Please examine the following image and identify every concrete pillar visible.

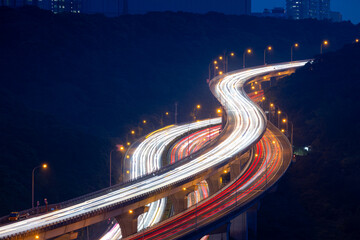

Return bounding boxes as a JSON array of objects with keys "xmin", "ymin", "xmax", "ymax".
[
  {"xmin": 169, "ymin": 185, "xmax": 197, "ymax": 215},
  {"xmin": 230, "ymin": 212, "xmax": 248, "ymax": 240},
  {"xmin": 207, "ymin": 173, "xmax": 222, "ymax": 195},
  {"xmin": 115, "ymin": 206, "xmax": 149, "ymax": 238},
  {"xmin": 247, "ymin": 203, "xmax": 259, "ymax": 240},
  {"xmin": 208, "ymin": 222, "xmax": 231, "ymax": 240},
  {"xmin": 229, "ymin": 203, "xmax": 259, "ymax": 240}
]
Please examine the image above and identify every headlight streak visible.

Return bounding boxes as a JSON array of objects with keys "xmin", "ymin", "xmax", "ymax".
[{"xmin": 0, "ymin": 62, "xmax": 307, "ymax": 239}]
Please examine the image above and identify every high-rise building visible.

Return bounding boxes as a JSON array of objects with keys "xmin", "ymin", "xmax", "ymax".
[
  {"xmin": 0, "ymin": 0, "xmax": 82, "ymax": 14},
  {"xmin": 319, "ymin": 0, "xmax": 330, "ymax": 20},
  {"xmin": 286, "ymin": 0, "xmax": 305, "ymax": 19},
  {"xmin": 286, "ymin": 0, "xmax": 331, "ymax": 20}
]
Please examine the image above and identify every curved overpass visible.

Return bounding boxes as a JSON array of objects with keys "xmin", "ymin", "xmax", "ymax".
[{"xmin": 0, "ymin": 61, "xmax": 307, "ymax": 240}]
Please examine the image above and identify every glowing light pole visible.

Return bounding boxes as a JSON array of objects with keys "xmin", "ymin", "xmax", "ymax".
[
  {"xmin": 32, "ymin": 164, "xmax": 47, "ymax": 208},
  {"xmin": 320, "ymin": 40, "xmax": 329, "ymax": 54},
  {"xmin": 264, "ymin": 46, "xmax": 272, "ymax": 65},
  {"xmin": 291, "ymin": 43, "xmax": 299, "ymax": 62},
  {"xmin": 243, "ymin": 48, "xmax": 252, "ymax": 68}
]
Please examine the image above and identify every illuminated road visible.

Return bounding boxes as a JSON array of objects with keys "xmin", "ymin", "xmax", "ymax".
[
  {"xmin": 100, "ymin": 121, "xmax": 221, "ymax": 240},
  {"xmin": 0, "ymin": 61, "xmax": 307, "ymax": 239},
  {"xmin": 128, "ymin": 124, "xmax": 285, "ymax": 240}
]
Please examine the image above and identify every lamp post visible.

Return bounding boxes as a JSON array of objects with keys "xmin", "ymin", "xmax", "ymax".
[
  {"xmin": 32, "ymin": 164, "xmax": 47, "ymax": 208},
  {"xmin": 264, "ymin": 46, "xmax": 272, "ymax": 65},
  {"xmin": 243, "ymin": 49, "xmax": 252, "ymax": 68},
  {"xmin": 225, "ymin": 52, "xmax": 235, "ymax": 72},
  {"xmin": 320, "ymin": 40, "xmax": 329, "ymax": 54},
  {"xmin": 291, "ymin": 43, "xmax": 299, "ymax": 62},
  {"xmin": 208, "ymin": 60, "xmax": 217, "ymax": 81},
  {"xmin": 109, "ymin": 145, "xmax": 125, "ymax": 186}
]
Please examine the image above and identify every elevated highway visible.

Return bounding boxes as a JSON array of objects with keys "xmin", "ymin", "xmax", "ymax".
[{"xmin": 0, "ymin": 61, "xmax": 307, "ymax": 240}]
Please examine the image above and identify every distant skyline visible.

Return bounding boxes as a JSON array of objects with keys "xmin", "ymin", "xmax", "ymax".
[{"xmin": 252, "ymin": 0, "xmax": 359, "ymax": 23}]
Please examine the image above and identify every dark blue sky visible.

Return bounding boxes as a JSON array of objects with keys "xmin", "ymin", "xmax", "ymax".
[
  {"xmin": 253, "ymin": 0, "xmax": 359, "ymax": 23},
  {"xmin": 123, "ymin": 0, "xmax": 359, "ymax": 24}
]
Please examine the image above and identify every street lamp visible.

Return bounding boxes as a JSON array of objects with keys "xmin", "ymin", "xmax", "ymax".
[
  {"xmin": 264, "ymin": 46, "xmax": 272, "ymax": 65},
  {"xmin": 208, "ymin": 60, "xmax": 218, "ymax": 81},
  {"xmin": 320, "ymin": 40, "xmax": 329, "ymax": 54},
  {"xmin": 109, "ymin": 145, "xmax": 125, "ymax": 186},
  {"xmin": 291, "ymin": 43, "xmax": 299, "ymax": 62},
  {"xmin": 225, "ymin": 52, "xmax": 235, "ymax": 72},
  {"xmin": 355, "ymin": 39, "xmax": 359, "ymax": 43},
  {"xmin": 32, "ymin": 164, "xmax": 47, "ymax": 208},
  {"xmin": 243, "ymin": 49, "xmax": 252, "ymax": 68}
]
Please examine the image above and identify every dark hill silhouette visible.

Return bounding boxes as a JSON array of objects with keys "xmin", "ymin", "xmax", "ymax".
[{"xmin": 260, "ymin": 43, "xmax": 360, "ymax": 240}]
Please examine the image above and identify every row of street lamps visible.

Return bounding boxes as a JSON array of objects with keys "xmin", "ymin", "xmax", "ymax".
[{"xmin": 208, "ymin": 40, "xmax": 339, "ymax": 80}]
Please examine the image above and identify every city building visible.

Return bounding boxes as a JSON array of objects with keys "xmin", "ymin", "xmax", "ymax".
[
  {"xmin": 330, "ymin": 11, "xmax": 342, "ymax": 22},
  {"xmin": 286, "ymin": 0, "xmax": 331, "ymax": 20},
  {"xmin": 0, "ymin": 0, "xmax": 82, "ymax": 14},
  {"xmin": 252, "ymin": 7, "xmax": 286, "ymax": 19}
]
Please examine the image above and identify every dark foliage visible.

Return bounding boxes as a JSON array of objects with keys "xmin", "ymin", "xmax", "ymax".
[{"xmin": 259, "ymin": 44, "xmax": 360, "ymax": 240}]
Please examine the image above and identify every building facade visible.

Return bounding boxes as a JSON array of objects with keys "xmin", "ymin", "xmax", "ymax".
[
  {"xmin": 286, "ymin": 0, "xmax": 331, "ymax": 20},
  {"xmin": 0, "ymin": 0, "xmax": 82, "ymax": 14}
]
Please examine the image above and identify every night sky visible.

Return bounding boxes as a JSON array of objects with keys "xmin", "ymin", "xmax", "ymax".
[{"xmin": 120, "ymin": 0, "xmax": 359, "ymax": 24}]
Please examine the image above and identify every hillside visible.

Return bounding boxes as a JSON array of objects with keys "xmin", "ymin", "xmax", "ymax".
[{"xmin": 259, "ymin": 43, "xmax": 360, "ymax": 240}]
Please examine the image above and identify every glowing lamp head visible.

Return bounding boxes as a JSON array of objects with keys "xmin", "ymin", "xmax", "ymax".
[
  {"xmin": 165, "ymin": 112, "xmax": 169, "ymax": 115},
  {"xmin": 126, "ymin": 155, "xmax": 130, "ymax": 159},
  {"xmin": 215, "ymin": 66, "xmax": 219, "ymax": 70},
  {"xmin": 131, "ymin": 130, "xmax": 135, "ymax": 135},
  {"xmin": 270, "ymin": 103, "xmax": 274, "ymax": 107},
  {"xmin": 126, "ymin": 170, "xmax": 130, "ymax": 174},
  {"xmin": 129, "ymin": 210, "xmax": 133, "ymax": 214},
  {"xmin": 268, "ymin": 46, "xmax": 272, "ymax": 51},
  {"xmin": 294, "ymin": 43, "xmax": 299, "ymax": 47},
  {"xmin": 262, "ymin": 97, "xmax": 266, "ymax": 100},
  {"xmin": 282, "ymin": 119, "xmax": 287, "ymax": 123},
  {"xmin": 356, "ymin": 39, "xmax": 359, "ymax": 43},
  {"xmin": 182, "ymin": 187, "xmax": 187, "ymax": 191},
  {"xmin": 278, "ymin": 110, "xmax": 281, "ymax": 114},
  {"xmin": 143, "ymin": 120, "xmax": 147, "ymax": 124},
  {"xmin": 196, "ymin": 104, "xmax": 201, "ymax": 109},
  {"xmin": 42, "ymin": 164, "xmax": 47, "ymax": 169},
  {"xmin": 251, "ymin": 86, "xmax": 255, "ymax": 90},
  {"xmin": 35, "ymin": 235, "xmax": 40, "ymax": 239},
  {"xmin": 323, "ymin": 40, "xmax": 328, "ymax": 45},
  {"xmin": 230, "ymin": 52, "xmax": 235, "ymax": 56},
  {"xmin": 127, "ymin": 142, "xmax": 131, "ymax": 146},
  {"xmin": 217, "ymin": 108, "xmax": 222, "ymax": 114},
  {"xmin": 219, "ymin": 71, "xmax": 223, "ymax": 75},
  {"xmin": 214, "ymin": 60, "xmax": 218, "ymax": 64},
  {"xmin": 281, "ymin": 129, "xmax": 285, "ymax": 133},
  {"xmin": 247, "ymin": 49, "xmax": 252, "ymax": 54},
  {"xmin": 219, "ymin": 56, "xmax": 223, "ymax": 60},
  {"xmin": 224, "ymin": 170, "xmax": 227, "ymax": 173}
]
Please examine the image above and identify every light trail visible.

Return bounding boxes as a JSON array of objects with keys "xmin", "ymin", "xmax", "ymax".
[
  {"xmin": 100, "ymin": 120, "xmax": 221, "ymax": 240},
  {"xmin": 0, "ymin": 61, "xmax": 307, "ymax": 239}
]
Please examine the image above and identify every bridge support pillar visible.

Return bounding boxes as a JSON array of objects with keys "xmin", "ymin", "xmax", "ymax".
[
  {"xmin": 115, "ymin": 206, "xmax": 149, "ymax": 238},
  {"xmin": 230, "ymin": 151, "xmax": 250, "ymax": 182},
  {"xmin": 206, "ymin": 173, "xmax": 222, "ymax": 195},
  {"xmin": 229, "ymin": 202, "xmax": 259, "ymax": 240},
  {"xmin": 169, "ymin": 185, "xmax": 197, "ymax": 215}
]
